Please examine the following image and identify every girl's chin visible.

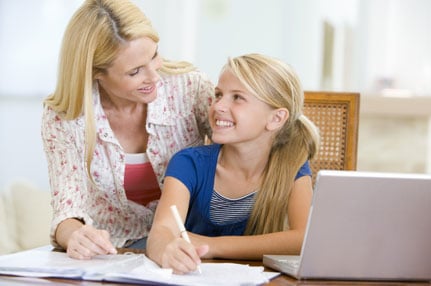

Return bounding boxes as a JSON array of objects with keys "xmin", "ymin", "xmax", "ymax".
[{"xmin": 209, "ymin": 135, "xmax": 228, "ymax": 144}]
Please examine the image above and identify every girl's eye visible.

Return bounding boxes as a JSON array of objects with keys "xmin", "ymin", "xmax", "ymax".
[
  {"xmin": 214, "ymin": 91, "xmax": 222, "ymax": 99},
  {"xmin": 233, "ymin": 94, "xmax": 244, "ymax": 101}
]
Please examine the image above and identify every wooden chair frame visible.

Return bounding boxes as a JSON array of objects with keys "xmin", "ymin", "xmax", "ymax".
[{"xmin": 303, "ymin": 91, "xmax": 360, "ymax": 186}]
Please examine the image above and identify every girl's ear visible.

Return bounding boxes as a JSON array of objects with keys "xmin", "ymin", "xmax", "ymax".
[{"xmin": 267, "ymin": 108, "xmax": 289, "ymax": 131}]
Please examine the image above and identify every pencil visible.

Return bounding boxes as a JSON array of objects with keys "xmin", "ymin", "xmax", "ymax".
[{"xmin": 170, "ymin": 205, "xmax": 202, "ymax": 274}]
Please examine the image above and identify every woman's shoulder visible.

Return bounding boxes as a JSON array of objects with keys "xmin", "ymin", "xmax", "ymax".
[
  {"xmin": 42, "ymin": 104, "xmax": 65, "ymax": 124},
  {"xmin": 160, "ymin": 69, "xmax": 213, "ymax": 87},
  {"xmin": 41, "ymin": 103, "xmax": 85, "ymax": 129}
]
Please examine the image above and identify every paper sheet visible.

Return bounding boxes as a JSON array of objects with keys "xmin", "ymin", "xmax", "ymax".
[{"xmin": 0, "ymin": 246, "xmax": 274, "ymax": 286}]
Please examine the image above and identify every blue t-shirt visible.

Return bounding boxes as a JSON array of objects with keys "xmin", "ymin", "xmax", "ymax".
[{"xmin": 165, "ymin": 144, "xmax": 311, "ymax": 236}]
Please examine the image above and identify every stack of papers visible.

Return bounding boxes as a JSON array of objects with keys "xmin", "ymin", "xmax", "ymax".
[{"xmin": 0, "ymin": 246, "xmax": 278, "ymax": 285}]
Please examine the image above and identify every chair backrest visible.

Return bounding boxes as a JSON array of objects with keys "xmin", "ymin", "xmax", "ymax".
[{"xmin": 303, "ymin": 91, "xmax": 360, "ymax": 186}]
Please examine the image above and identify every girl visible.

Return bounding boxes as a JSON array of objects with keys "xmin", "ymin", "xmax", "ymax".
[{"xmin": 147, "ymin": 53, "xmax": 319, "ymax": 274}]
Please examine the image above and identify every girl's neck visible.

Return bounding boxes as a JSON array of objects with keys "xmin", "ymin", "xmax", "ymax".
[
  {"xmin": 215, "ymin": 144, "xmax": 268, "ymax": 199},
  {"xmin": 218, "ymin": 144, "xmax": 269, "ymax": 180}
]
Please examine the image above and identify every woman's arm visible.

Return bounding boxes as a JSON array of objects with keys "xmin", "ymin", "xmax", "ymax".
[
  {"xmin": 56, "ymin": 218, "xmax": 116, "ymax": 259},
  {"xmin": 190, "ymin": 175, "xmax": 313, "ymax": 259},
  {"xmin": 41, "ymin": 107, "xmax": 116, "ymax": 258},
  {"xmin": 41, "ymin": 107, "xmax": 88, "ymax": 243},
  {"xmin": 147, "ymin": 176, "xmax": 208, "ymax": 274}
]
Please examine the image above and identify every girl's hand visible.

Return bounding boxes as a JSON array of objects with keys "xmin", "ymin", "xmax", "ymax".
[{"xmin": 160, "ymin": 237, "xmax": 209, "ymax": 274}]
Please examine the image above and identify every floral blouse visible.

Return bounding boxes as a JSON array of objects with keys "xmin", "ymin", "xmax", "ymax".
[{"xmin": 41, "ymin": 70, "xmax": 214, "ymax": 248}]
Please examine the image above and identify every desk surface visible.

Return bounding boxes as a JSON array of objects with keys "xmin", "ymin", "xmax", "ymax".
[{"xmin": 0, "ymin": 248, "xmax": 429, "ymax": 286}]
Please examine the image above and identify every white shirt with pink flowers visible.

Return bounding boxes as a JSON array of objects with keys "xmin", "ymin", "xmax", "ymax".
[{"xmin": 41, "ymin": 70, "xmax": 214, "ymax": 248}]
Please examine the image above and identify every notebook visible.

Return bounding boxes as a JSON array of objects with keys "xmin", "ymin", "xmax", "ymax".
[{"xmin": 263, "ymin": 170, "xmax": 431, "ymax": 281}]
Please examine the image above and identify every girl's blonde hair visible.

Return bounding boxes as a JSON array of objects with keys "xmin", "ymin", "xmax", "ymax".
[
  {"xmin": 225, "ymin": 53, "xmax": 320, "ymax": 235},
  {"xmin": 44, "ymin": 0, "xmax": 195, "ymax": 182}
]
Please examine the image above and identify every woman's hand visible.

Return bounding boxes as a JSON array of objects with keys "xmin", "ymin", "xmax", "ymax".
[{"xmin": 65, "ymin": 224, "xmax": 117, "ymax": 259}]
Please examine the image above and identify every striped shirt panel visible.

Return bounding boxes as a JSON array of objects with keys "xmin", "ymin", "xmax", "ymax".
[{"xmin": 209, "ymin": 190, "xmax": 257, "ymax": 225}]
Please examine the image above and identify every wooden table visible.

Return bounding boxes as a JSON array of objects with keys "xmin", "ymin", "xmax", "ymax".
[{"xmin": 0, "ymin": 248, "xmax": 429, "ymax": 285}]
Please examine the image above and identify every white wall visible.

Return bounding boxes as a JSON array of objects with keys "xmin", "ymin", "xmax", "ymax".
[
  {"xmin": 0, "ymin": 97, "xmax": 47, "ymax": 189},
  {"xmin": 0, "ymin": 0, "xmax": 83, "ymax": 97},
  {"xmin": 2, "ymin": 0, "xmax": 431, "ymax": 96},
  {"xmin": 358, "ymin": 0, "xmax": 431, "ymax": 94}
]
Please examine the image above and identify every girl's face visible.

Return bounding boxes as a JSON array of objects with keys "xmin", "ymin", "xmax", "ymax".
[
  {"xmin": 210, "ymin": 69, "xmax": 277, "ymax": 145},
  {"xmin": 95, "ymin": 36, "xmax": 163, "ymax": 105}
]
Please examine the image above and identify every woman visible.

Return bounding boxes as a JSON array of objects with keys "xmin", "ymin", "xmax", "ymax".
[
  {"xmin": 147, "ymin": 53, "xmax": 320, "ymax": 274},
  {"xmin": 41, "ymin": 0, "xmax": 214, "ymax": 259}
]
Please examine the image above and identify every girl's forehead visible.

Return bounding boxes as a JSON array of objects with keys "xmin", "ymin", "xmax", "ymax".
[{"xmin": 217, "ymin": 69, "xmax": 242, "ymax": 87}]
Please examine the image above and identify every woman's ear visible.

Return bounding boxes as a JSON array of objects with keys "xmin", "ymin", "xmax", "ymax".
[{"xmin": 267, "ymin": 108, "xmax": 289, "ymax": 131}]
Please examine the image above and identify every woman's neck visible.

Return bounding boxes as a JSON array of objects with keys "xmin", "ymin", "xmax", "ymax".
[{"xmin": 99, "ymin": 86, "xmax": 146, "ymax": 114}]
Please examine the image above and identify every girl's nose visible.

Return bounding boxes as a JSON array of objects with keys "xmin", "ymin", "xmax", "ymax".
[{"xmin": 212, "ymin": 97, "xmax": 228, "ymax": 113}]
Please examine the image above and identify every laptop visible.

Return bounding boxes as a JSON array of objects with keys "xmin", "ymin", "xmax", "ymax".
[{"xmin": 263, "ymin": 170, "xmax": 431, "ymax": 281}]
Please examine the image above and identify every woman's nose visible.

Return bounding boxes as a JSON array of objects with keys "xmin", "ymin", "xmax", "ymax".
[
  {"xmin": 144, "ymin": 59, "xmax": 162, "ymax": 83},
  {"xmin": 143, "ymin": 68, "xmax": 160, "ymax": 83}
]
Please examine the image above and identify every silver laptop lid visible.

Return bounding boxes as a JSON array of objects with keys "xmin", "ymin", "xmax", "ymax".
[{"xmin": 298, "ymin": 170, "xmax": 431, "ymax": 281}]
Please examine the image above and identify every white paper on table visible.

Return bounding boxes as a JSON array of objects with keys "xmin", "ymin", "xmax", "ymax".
[{"xmin": 0, "ymin": 246, "xmax": 275, "ymax": 286}]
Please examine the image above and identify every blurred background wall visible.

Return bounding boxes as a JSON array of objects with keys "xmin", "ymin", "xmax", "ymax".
[{"xmin": 1, "ymin": 0, "xmax": 431, "ymax": 191}]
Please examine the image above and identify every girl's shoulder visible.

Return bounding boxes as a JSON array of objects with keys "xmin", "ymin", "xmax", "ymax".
[
  {"xmin": 178, "ymin": 143, "xmax": 221, "ymax": 156},
  {"xmin": 166, "ymin": 144, "xmax": 220, "ymax": 180}
]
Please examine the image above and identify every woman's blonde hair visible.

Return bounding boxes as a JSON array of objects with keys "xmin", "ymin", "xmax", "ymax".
[
  {"xmin": 44, "ymin": 0, "xmax": 195, "ymax": 182},
  {"xmin": 225, "ymin": 53, "xmax": 320, "ymax": 235}
]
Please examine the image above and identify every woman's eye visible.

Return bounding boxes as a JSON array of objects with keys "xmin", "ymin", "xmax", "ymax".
[
  {"xmin": 129, "ymin": 68, "xmax": 140, "ymax": 76},
  {"xmin": 214, "ymin": 91, "xmax": 222, "ymax": 99}
]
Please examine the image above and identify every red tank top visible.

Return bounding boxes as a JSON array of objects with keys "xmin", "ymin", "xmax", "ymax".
[{"xmin": 124, "ymin": 153, "xmax": 161, "ymax": 206}]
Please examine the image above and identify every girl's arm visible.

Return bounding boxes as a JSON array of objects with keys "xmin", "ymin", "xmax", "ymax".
[
  {"xmin": 190, "ymin": 175, "xmax": 313, "ymax": 260},
  {"xmin": 147, "ymin": 176, "xmax": 208, "ymax": 274}
]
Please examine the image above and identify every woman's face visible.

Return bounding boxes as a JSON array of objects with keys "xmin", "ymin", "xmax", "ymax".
[{"xmin": 95, "ymin": 36, "xmax": 163, "ymax": 105}]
